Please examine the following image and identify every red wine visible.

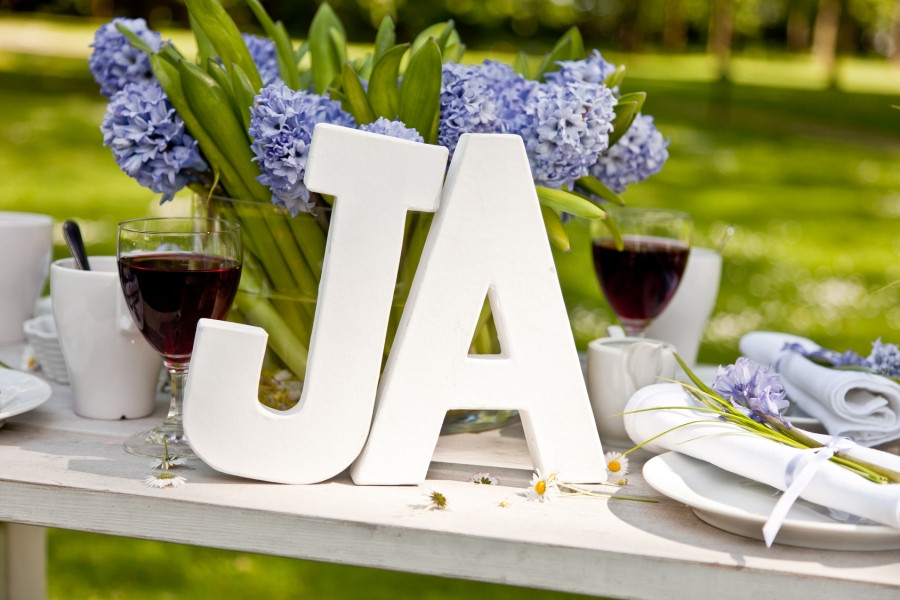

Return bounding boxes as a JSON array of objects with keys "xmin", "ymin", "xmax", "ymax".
[
  {"xmin": 592, "ymin": 236, "xmax": 689, "ymax": 324},
  {"xmin": 118, "ymin": 253, "xmax": 241, "ymax": 361}
]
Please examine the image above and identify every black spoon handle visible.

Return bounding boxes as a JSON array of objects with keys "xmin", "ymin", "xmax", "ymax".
[{"xmin": 62, "ymin": 220, "xmax": 91, "ymax": 271}]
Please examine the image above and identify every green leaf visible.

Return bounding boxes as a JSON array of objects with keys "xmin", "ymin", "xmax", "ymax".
[
  {"xmin": 540, "ymin": 205, "xmax": 570, "ymax": 252},
  {"xmin": 341, "ymin": 63, "xmax": 375, "ymax": 124},
  {"xmin": 184, "ymin": 0, "xmax": 263, "ymax": 92},
  {"xmin": 535, "ymin": 27, "xmax": 584, "ymax": 80},
  {"xmin": 398, "ymin": 38, "xmax": 442, "ymax": 144},
  {"xmin": 609, "ymin": 91, "xmax": 646, "ymax": 147},
  {"xmin": 373, "ymin": 15, "xmax": 396, "ymax": 64},
  {"xmin": 328, "ymin": 26, "xmax": 348, "ymax": 68},
  {"xmin": 231, "ymin": 63, "xmax": 258, "ymax": 132},
  {"xmin": 575, "ymin": 176, "xmax": 625, "ymax": 206},
  {"xmin": 177, "ymin": 59, "xmax": 268, "ymax": 202},
  {"xmin": 513, "ymin": 51, "xmax": 531, "ymax": 78},
  {"xmin": 245, "ymin": 0, "xmax": 300, "ymax": 90},
  {"xmin": 535, "ymin": 37, "xmax": 570, "ymax": 81},
  {"xmin": 368, "ymin": 43, "xmax": 407, "ymax": 119},
  {"xmin": 618, "ymin": 91, "xmax": 647, "ymax": 112},
  {"xmin": 205, "ymin": 58, "xmax": 233, "ymax": 94},
  {"xmin": 443, "ymin": 42, "xmax": 466, "ymax": 64},
  {"xmin": 604, "ymin": 64, "xmax": 626, "ymax": 89},
  {"xmin": 309, "ymin": 3, "xmax": 346, "ymax": 94},
  {"xmin": 435, "ymin": 20, "xmax": 456, "ymax": 51},
  {"xmin": 189, "ymin": 11, "xmax": 215, "ymax": 67},
  {"xmin": 295, "ymin": 40, "xmax": 310, "ymax": 64},
  {"xmin": 561, "ymin": 26, "xmax": 585, "ymax": 60},
  {"xmin": 115, "ymin": 23, "xmax": 154, "ymax": 55},
  {"xmin": 355, "ymin": 55, "xmax": 373, "ymax": 80},
  {"xmin": 535, "ymin": 186, "xmax": 607, "ymax": 219},
  {"xmin": 410, "ymin": 21, "xmax": 461, "ymax": 58}
]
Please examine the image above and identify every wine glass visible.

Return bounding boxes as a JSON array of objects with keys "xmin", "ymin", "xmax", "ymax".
[
  {"xmin": 117, "ymin": 217, "xmax": 242, "ymax": 459},
  {"xmin": 591, "ymin": 207, "xmax": 692, "ymax": 337}
]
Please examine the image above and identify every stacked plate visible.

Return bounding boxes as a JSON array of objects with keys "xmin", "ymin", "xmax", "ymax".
[{"xmin": 23, "ymin": 314, "xmax": 69, "ymax": 384}]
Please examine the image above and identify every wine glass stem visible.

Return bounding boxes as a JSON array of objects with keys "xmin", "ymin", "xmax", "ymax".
[{"xmin": 163, "ymin": 360, "xmax": 188, "ymax": 428}]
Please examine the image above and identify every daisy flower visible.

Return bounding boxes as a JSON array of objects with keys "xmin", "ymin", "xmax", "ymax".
[
  {"xmin": 526, "ymin": 469, "xmax": 560, "ymax": 502},
  {"xmin": 420, "ymin": 491, "xmax": 448, "ymax": 513},
  {"xmin": 150, "ymin": 455, "xmax": 186, "ymax": 470},
  {"xmin": 144, "ymin": 472, "xmax": 187, "ymax": 488},
  {"xmin": 605, "ymin": 452, "xmax": 630, "ymax": 478},
  {"xmin": 20, "ymin": 346, "xmax": 37, "ymax": 372},
  {"xmin": 471, "ymin": 471, "xmax": 500, "ymax": 485}
]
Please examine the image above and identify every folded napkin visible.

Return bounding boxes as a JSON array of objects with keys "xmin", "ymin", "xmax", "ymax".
[
  {"xmin": 739, "ymin": 331, "xmax": 900, "ymax": 447},
  {"xmin": 624, "ymin": 383, "xmax": 900, "ymax": 543}
]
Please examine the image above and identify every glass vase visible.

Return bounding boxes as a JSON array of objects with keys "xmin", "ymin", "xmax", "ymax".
[{"xmin": 195, "ymin": 193, "xmax": 519, "ymax": 434}]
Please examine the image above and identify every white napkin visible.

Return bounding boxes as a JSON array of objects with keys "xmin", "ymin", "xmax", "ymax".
[
  {"xmin": 624, "ymin": 383, "xmax": 900, "ymax": 533},
  {"xmin": 739, "ymin": 331, "xmax": 900, "ymax": 447}
]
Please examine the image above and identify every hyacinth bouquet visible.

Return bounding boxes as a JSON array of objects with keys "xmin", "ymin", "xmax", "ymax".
[{"xmin": 90, "ymin": 0, "xmax": 669, "ymax": 401}]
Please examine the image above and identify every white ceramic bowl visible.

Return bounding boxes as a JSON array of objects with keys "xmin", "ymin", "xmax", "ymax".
[{"xmin": 23, "ymin": 314, "xmax": 69, "ymax": 384}]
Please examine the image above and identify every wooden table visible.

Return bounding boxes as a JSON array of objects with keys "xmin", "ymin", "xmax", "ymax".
[{"xmin": 2, "ymin": 344, "xmax": 899, "ymax": 600}]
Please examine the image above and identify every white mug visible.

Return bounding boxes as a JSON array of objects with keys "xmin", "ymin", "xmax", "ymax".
[
  {"xmin": 0, "ymin": 212, "xmax": 53, "ymax": 344},
  {"xmin": 587, "ymin": 336, "xmax": 676, "ymax": 448},
  {"xmin": 645, "ymin": 247, "xmax": 722, "ymax": 367},
  {"xmin": 50, "ymin": 256, "xmax": 162, "ymax": 419}
]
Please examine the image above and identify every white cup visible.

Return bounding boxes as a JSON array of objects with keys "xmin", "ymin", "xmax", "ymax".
[
  {"xmin": 0, "ymin": 212, "xmax": 53, "ymax": 344},
  {"xmin": 50, "ymin": 256, "xmax": 162, "ymax": 419},
  {"xmin": 587, "ymin": 336, "xmax": 676, "ymax": 448},
  {"xmin": 645, "ymin": 247, "xmax": 722, "ymax": 367}
]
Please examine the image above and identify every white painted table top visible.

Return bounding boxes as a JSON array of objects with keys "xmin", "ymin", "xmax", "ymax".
[{"xmin": 1, "ymin": 344, "xmax": 899, "ymax": 599}]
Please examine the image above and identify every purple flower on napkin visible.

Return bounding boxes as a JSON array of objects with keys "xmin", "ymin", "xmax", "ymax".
[
  {"xmin": 867, "ymin": 338, "xmax": 900, "ymax": 378},
  {"xmin": 712, "ymin": 357, "xmax": 791, "ymax": 427}
]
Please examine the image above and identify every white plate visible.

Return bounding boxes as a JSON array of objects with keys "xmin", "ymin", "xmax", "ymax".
[
  {"xmin": 643, "ymin": 452, "xmax": 900, "ymax": 550},
  {"xmin": 0, "ymin": 368, "xmax": 52, "ymax": 428}
]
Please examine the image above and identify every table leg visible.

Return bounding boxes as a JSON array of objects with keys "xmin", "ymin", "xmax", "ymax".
[{"xmin": 0, "ymin": 523, "xmax": 46, "ymax": 600}]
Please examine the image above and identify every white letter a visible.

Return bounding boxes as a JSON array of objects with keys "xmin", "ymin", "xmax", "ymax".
[{"xmin": 351, "ymin": 134, "xmax": 606, "ymax": 485}]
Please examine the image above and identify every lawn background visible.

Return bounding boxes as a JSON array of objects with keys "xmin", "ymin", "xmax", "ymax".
[{"xmin": 1, "ymin": 13, "xmax": 899, "ymax": 599}]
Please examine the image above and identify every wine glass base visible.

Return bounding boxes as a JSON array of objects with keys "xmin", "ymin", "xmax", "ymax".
[
  {"xmin": 619, "ymin": 319, "xmax": 650, "ymax": 337},
  {"xmin": 123, "ymin": 425, "xmax": 197, "ymax": 460}
]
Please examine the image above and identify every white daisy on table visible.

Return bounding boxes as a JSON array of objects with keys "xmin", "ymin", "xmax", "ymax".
[
  {"xmin": 526, "ymin": 469, "xmax": 560, "ymax": 502},
  {"xmin": 144, "ymin": 472, "xmax": 187, "ymax": 488},
  {"xmin": 604, "ymin": 451, "xmax": 630, "ymax": 479},
  {"xmin": 471, "ymin": 471, "xmax": 500, "ymax": 485}
]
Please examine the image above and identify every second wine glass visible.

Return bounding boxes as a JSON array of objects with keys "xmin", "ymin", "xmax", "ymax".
[
  {"xmin": 117, "ymin": 216, "xmax": 242, "ymax": 459},
  {"xmin": 591, "ymin": 207, "xmax": 692, "ymax": 337}
]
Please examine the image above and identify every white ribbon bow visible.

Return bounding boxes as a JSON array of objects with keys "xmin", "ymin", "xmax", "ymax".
[{"xmin": 762, "ymin": 435, "xmax": 857, "ymax": 547}]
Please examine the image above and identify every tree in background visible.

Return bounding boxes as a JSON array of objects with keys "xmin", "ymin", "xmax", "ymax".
[{"xmin": 2, "ymin": 0, "xmax": 899, "ymax": 63}]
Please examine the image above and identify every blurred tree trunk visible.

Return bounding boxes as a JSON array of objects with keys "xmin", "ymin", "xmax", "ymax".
[
  {"xmin": 786, "ymin": 4, "xmax": 811, "ymax": 52},
  {"xmin": 812, "ymin": 0, "xmax": 841, "ymax": 84},
  {"xmin": 663, "ymin": 0, "xmax": 687, "ymax": 52},
  {"xmin": 707, "ymin": 0, "xmax": 733, "ymax": 80},
  {"xmin": 619, "ymin": 0, "xmax": 645, "ymax": 52},
  {"xmin": 91, "ymin": 0, "xmax": 113, "ymax": 18},
  {"xmin": 892, "ymin": 0, "xmax": 900, "ymax": 66}
]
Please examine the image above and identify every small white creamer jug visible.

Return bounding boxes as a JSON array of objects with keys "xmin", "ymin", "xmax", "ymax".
[{"xmin": 587, "ymin": 335, "xmax": 676, "ymax": 448}]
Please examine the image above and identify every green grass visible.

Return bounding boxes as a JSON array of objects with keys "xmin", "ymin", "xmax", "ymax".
[
  {"xmin": 2, "ymin": 14, "xmax": 900, "ymax": 599},
  {"xmin": 48, "ymin": 529, "xmax": 590, "ymax": 600}
]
